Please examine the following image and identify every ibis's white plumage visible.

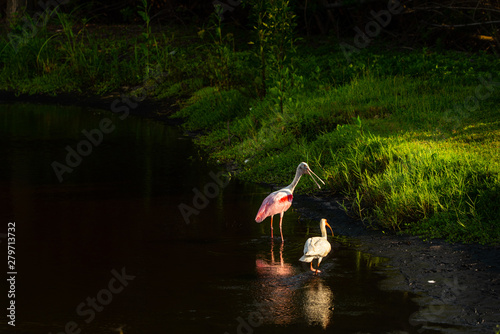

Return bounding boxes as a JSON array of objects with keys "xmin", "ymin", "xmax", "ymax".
[
  {"xmin": 299, "ymin": 219, "xmax": 333, "ymax": 274},
  {"xmin": 299, "ymin": 238, "xmax": 331, "ymax": 262}
]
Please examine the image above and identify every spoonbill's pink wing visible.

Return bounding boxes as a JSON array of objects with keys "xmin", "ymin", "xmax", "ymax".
[{"xmin": 255, "ymin": 191, "xmax": 293, "ymax": 222}]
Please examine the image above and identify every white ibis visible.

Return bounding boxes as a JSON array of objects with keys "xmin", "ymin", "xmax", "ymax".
[{"xmin": 300, "ymin": 219, "xmax": 334, "ymax": 274}]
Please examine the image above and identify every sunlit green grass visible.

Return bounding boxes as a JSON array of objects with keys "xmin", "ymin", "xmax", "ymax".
[{"xmin": 182, "ymin": 48, "xmax": 500, "ymax": 244}]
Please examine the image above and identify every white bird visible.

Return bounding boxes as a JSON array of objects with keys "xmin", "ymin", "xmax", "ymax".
[
  {"xmin": 299, "ymin": 219, "xmax": 334, "ymax": 274},
  {"xmin": 255, "ymin": 162, "xmax": 325, "ymax": 242}
]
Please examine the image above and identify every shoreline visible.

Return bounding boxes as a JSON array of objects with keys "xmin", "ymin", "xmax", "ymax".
[
  {"xmin": 292, "ymin": 192, "xmax": 500, "ymax": 333},
  {"xmin": 0, "ymin": 90, "xmax": 181, "ymax": 124}
]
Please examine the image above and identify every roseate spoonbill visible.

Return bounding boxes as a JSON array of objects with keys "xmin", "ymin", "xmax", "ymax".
[
  {"xmin": 300, "ymin": 218, "xmax": 334, "ymax": 274},
  {"xmin": 255, "ymin": 162, "xmax": 325, "ymax": 241}
]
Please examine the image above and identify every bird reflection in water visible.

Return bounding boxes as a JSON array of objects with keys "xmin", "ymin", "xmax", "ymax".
[
  {"xmin": 301, "ymin": 277, "xmax": 334, "ymax": 329},
  {"xmin": 253, "ymin": 240, "xmax": 334, "ymax": 328},
  {"xmin": 255, "ymin": 240, "xmax": 295, "ymax": 277},
  {"xmin": 254, "ymin": 240, "xmax": 298, "ymax": 325}
]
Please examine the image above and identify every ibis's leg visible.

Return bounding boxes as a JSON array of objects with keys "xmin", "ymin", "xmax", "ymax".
[
  {"xmin": 279, "ymin": 211, "xmax": 284, "ymax": 242},
  {"xmin": 270, "ymin": 215, "xmax": 273, "ymax": 239},
  {"xmin": 315, "ymin": 258, "xmax": 322, "ymax": 274},
  {"xmin": 310, "ymin": 261, "xmax": 321, "ymax": 274}
]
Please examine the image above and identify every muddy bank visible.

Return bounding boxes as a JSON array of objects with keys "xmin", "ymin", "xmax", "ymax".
[{"xmin": 292, "ymin": 192, "xmax": 500, "ymax": 333}]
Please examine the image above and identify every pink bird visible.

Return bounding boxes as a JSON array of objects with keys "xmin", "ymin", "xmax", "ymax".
[{"xmin": 255, "ymin": 162, "xmax": 325, "ymax": 241}]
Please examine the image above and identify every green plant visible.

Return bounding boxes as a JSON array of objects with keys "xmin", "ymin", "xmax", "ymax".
[
  {"xmin": 137, "ymin": 0, "xmax": 155, "ymax": 77},
  {"xmin": 247, "ymin": 0, "xmax": 298, "ymax": 111},
  {"xmin": 197, "ymin": 5, "xmax": 236, "ymax": 89},
  {"xmin": 135, "ymin": 0, "xmax": 173, "ymax": 82},
  {"xmin": 265, "ymin": 0, "xmax": 298, "ymax": 112},
  {"xmin": 55, "ymin": 13, "xmax": 85, "ymax": 69}
]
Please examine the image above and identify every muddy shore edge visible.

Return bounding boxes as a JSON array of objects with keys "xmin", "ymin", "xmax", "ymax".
[
  {"xmin": 292, "ymin": 193, "xmax": 500, "ymax": 333},
  {"xmin": 4, "ymin": 92, "xmax": 499, "ymax": 333}
]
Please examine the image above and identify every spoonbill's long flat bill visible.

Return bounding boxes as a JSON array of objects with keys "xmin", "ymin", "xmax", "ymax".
[
  {"xmin": 255, "ymin": 162, "xmax": 325, "ymax": 242},
  {"xmin": 300, "ymin": 218, "xmax": 334, "ymax": 274}
]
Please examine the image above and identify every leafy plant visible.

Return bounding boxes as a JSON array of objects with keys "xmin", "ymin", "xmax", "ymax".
[
  {"xmin": 137, "ymin": 0, "xmax": 155, "ymax": 77},
  {"xmin": 198, "ymin": 4, "xmax": 236, "ymax": 89},
  {"xmin": 246, "ymin": 0, "xmax": 298, "ymax": 111}
]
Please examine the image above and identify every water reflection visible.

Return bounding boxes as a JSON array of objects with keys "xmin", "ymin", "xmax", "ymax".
[
  {"xmin": 253, "ymin": 240, "xmax": 334, "ymax": 328},
  {"xmin": 301, "ymin": 278, "xmax": 334, "ymax": 329},
  {"xmin": 255, "ymin": 240, "xmax": 295, "ymax": 277},
  {"xmin": 254, "ymin": 240, "xmax": 297, "ymax": 325}
]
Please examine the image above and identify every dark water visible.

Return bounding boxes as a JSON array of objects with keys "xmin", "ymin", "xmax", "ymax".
[{"xmin": 1, "ymin": 103, "xmax": 420, "ymax": 334}]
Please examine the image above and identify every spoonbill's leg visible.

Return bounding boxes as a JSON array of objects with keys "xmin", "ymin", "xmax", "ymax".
[
  {"xmin": 270, "ymin": 239, "xmax": 275, "ymax": 263},
  {"xmin": 279, "ymin": 211, "xmax": 284, "ymax": 242},
  {"xmin": 270, "ymin": 215, "xmax": 273, "ymax": 239},
  {"xmin": 279, "ymin": 242, "xmax": 284, "ymax": 266}
]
